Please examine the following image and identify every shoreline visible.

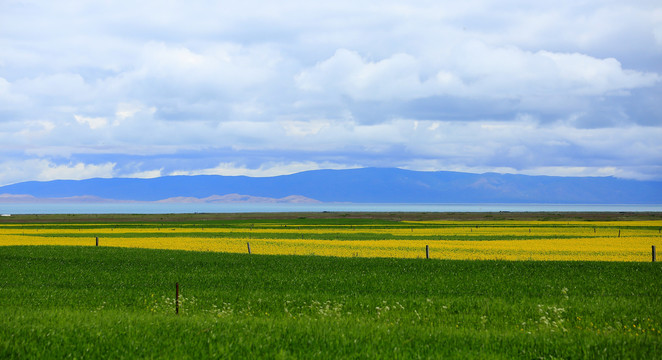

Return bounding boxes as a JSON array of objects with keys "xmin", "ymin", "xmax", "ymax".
[{"xmin": 2, "ymin": 211, "xmax": 662, "ymax": 223}]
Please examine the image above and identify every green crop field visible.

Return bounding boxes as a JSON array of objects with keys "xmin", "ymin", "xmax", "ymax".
[{"xmin": 1, "ymin": 241, "xmax": 661, "ymax": 358}]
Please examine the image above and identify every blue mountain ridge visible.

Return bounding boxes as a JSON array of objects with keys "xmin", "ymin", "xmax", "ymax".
[{"xmin": 1, "ymin": 168, "xmax": 660, "ymax": 204}]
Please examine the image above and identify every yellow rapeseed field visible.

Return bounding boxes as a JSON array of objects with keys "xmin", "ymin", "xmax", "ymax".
[{"xmin": 1, "ymin": 220, "xmax": 660, "ymax": 262}]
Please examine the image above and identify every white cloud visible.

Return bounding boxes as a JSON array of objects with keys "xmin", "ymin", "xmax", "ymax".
[
  {"xmin": 0, "ymin": 160, "xmax": 116, "ymax": 186},
  {"xmin": 296, "ymin": 49, "xmax": 451, "ymax": 101},
  {"xmin": 538, "ymin": 51, "xmax": 659, "ymax": 95},
  {"xmin": 124, "ymin": 169, "xmax": 163, "ymax": 179},
  {"xmin": 74, "ymin": 115, "xmax": 108, "ymax": 129},
  {"xmin": 122, "ymin": 42, "xmax": 282, "ymax": 99},
  {"xmin": 0, "ymin": 77, "xmax": 11, "ymax": 97},
  {"xmin": 16, "ymin": 120, "xmax": 56, "ymax": 138},
  {"xmin": 170, "ymin": 161, "xmax": 360, "ymax": 177},
  {"xmin": 1, "ymin": 0, "xmax": 662, "ymax": 184},
  {"xmin": 38, "ymin": 162, "xmax": 116, "ymax": 181},
  {"xmin": 401, "ymin": 161, "xmax": 520, "ymax": 176},
  {"xmin": 115, "ymin": 102, "xmax": 145, "ymax": 121},
  {"xmin": 296, "ymin": 44, "xmax": 660, "ymax": 102},
  {"xmin": 14, "ymin": 73, "xmax": 93, "ymax": 102},
  {"xmin": 518, "ymin": 166, "xmax": 662, "ymax": 181},
  {"xmin": 519, "ymin": 166, "xmax": 617, "ymax": 178},
  {"xmin": 0, "ymin": 77, "xmax": 29, "ymax": 109},
  {"xmin": 281, "ymin": 120, "xmax": 330, "ymax": 137}
]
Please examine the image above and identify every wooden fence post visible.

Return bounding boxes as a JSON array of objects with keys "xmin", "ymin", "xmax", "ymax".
[
  {"xmin": 247, "ymin": 242, "xmax": 251, "ymax": 254},
  {"xmin": 426, "ymin": 245, "xmax": 429, "ymax": 259},
  {"xmin": 653, "ymin": 246, "xmax": 657, "ymax": 262},
  {"xmin": 175, "ymin": 283, "xmax": 179, "ymax": 315}
]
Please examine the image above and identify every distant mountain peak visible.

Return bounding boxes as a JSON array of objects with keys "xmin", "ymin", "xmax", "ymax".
[{"xmin": 156, "ymin": 194, "xmax": 320, "ymax": 204}]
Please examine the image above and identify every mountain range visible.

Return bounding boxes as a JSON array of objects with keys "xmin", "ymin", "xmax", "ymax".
[{"xmin": 0, "ymin": 168, "xmax": 660, "ymax": 204}]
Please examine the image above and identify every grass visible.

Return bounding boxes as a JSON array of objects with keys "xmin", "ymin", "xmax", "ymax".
[{"xmin": 1, "ymin": 245, "xmax": 661, "ymax": 358}]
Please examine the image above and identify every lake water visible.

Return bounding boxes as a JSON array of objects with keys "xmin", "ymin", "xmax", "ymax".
[{"xmin": 1, "ymin": 203, "xmax": 661, "ymax": 214}]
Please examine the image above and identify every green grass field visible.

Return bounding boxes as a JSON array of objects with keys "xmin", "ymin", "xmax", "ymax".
[{"xmin": 1, "ymin": 244, "xmax": 660, "ymax": 359}]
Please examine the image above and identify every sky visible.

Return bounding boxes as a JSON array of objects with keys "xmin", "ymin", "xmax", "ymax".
[{"xmin": 1, "ymin": 0, "xmax": 661, "ymax": 186}]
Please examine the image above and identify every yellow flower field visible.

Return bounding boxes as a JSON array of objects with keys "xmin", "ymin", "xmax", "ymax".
[{"xmin": 1, "ymin": 220, "xmax": 660, "ymax": 262}]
